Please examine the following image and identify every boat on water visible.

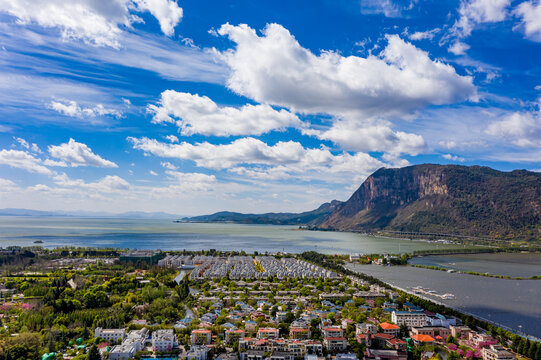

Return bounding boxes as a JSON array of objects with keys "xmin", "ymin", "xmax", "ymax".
[{"xmin": 33, "ymin": 240, "xmax": 43, "ymax": 244}]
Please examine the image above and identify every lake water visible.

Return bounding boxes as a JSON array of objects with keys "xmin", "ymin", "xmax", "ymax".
[
  {"xmin": 409, "ymin": 253, "xmax": 541, "ymax": 277},
  {"xmin": 346, "ymin": 263, "xmax": 541, "ymax": 339},
  {"xmin": 0, "ymin": 216, "xmax": 466, "ymax": 254}
]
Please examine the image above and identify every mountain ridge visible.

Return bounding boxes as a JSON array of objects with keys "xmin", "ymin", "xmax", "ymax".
[{"xmin": 183, "ymin": 164, "xmax": 541, "ymax": 241}]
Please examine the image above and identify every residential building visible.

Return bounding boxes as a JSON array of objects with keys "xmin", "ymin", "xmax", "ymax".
[
  {"xmin": 364, "ymin": 349, "xmax": 407, "ymax": 360},
  {"xmin": 379, "ymin": 322, "xmax": 400, "ymax": 337},
  {"xmin": 226, "ymin": 329, "xmax": 246, "ymax": 344},
  {"xmin": 411, "ymin": 334, "xmax": 435, "ymax": 345},
  {"xmin": 152, "ymin": 329, "xmax": 178, "ymax": 352},
  {"xmin": 186, "ymin": 346, "xmax": 210, "ymax": 360},
  {"xmin": 191, "ymin": 329, "xmax": 212, "ymax": 345},
  {"xmin": 290, "ymin": 328, "xmax": 311, "ymax": 340},
  {"xmin": 391, "ymin": 311, "xmax": 427, "ymax": 328},
  {"xmin": 270, "ymin": 351, "xmax": 295, "ymax": 360},
  {"xmin": 240, "ymin": 350, "xmax": 265, "ymax": 360},
  {"xmin": 94, "ymin": 328, "xmax": 126, "ymax": 342},
  {"xmin": 482, "ymin": 345, "xmax": 516, "ymax": 360},
  {"xmin": 322, "ymin": 327, "xmax": 344, "ymax": 338},
  {"xmin": 257, "ymin": 328, "xmax": 280, "ymax": 339},
  {"xmin": 324, "ymin": 337, "xmax": 348, "ymax": 352},
  {"xmin": 410, "ymin": 326, "xmax": 451, "ymax": 340},
  {"xmin": 109, "ymin": 344, "xmax": 136, "ymax": 360},
  {"xmin": 356, "ymin": 323, "xmax": 377, "ymax": 335}
]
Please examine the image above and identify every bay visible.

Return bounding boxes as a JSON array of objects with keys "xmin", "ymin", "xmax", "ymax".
[
  {"xmin": 0, "ymin": 216, "xmax": 465, "ymax": 254},
  {"xmin": 409, "ymin": 253, "xmax": 541, "ymax": 278},
  {"xmin": 346, "ymin": 263, "xmax": 541, "ymax": 339}
]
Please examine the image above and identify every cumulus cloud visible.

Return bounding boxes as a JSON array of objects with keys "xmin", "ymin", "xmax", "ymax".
[
  {"xmin": 133, "ymin": 0, "xmax": 182, "ymax": 37},
  {"xmin": 442, "ymin": 153, "xmax": 465, "ymax": 162},
  {"xmin": 160, "ymin": 161, "xmax": 178, "ymax": 170},
  {"xmin": 451, "ymin": 0, "xmax": 510, "ymax": 38},
  {"xmin": 306, "ymin": 120, "xmax": 425, "ymax": 155},
  {"xmin": 128, "ymin": 136, "xmax": 385, "ymax": 182},
  {"xmin": 165, "ymin": 135, "xmax": 179, "ymax": 143},
  {"xmin": 53, "ymin": 173, "xmax": 130, "ymax": 193},
  {"xmin": 485, "ymin": 104, "xmax": 541, "ymax": 147},
  {"xmin": 216, "ymin": 23, "xmax": 476, "ymax": 118},
  {"xmin": 448, "ymin": 40, "xmax": 471, "ymax": 55},
  {"xmin": 50, "ymin": 100, "xmax": 122, "ymax": 118},
  {"xmin": 148, "ymin": 90, "xmax": 302, "ymax": 136},
  {"xmin": 13, "ymin": 137, "xmax": 42, "ymax": 153},
  {"xmin": 514, "ymin": 1, "xmax": 541, "ymax": 42},
  {"xmin": 48, "ymin": 138, "xmax": 118, "ymax": 168},
  {"xmin": 0, "ymin": 0, "xmax": 183, "ymax": 48},
  {"xmin": 0, "ymin": 149, "xmax": 52, "ymax": 175}
]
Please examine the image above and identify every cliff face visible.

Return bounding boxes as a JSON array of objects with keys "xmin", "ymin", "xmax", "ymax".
[{"xmin": 317, "ymin": 164, "xmax": 541, "ymax": 240}]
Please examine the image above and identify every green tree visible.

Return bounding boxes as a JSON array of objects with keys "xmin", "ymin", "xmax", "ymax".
[{"xmin": 87, "ymin": 344, "xmax": 101, "ymax": 360}]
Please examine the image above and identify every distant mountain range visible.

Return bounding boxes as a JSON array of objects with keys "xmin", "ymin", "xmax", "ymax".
[
  {"xmin": 0, "ymin": 208, "xmax": 181, "ymax": 219},
  {"xmin": 181, "ymin": 200, "xmax": 342, "ymax": 225},
  {"xmin": 183, "ymin": 164, "xmax": 541, "ymax": 241}
]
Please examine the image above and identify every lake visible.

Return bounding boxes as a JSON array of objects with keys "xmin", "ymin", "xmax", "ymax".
[
  {"xmin": 346, "ymin": 263, "xmax": 541, "ymax": 339},
  {"xmin": 409, "ymin": 253, "xmax": 541, "ymax": 278},
  {"xmin": 0, "ymin": 216, "xmax": 467, "ymax": 254}
]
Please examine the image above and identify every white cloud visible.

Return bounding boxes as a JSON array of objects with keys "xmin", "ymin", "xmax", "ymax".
[
  {"xmin": 514, "ymin": 1, "xmax": 541, "ymax": 42},
  {"xmin": 133, "ymin": 0, "xmax": 182, "ymax": 37},
  {"xmin": 165, "ymin": 135, "xmax": 179, "ymax": 143},
  {"xmin": 0, "ymin": 149, "xmax": 52, "ymax": 175},
  {"xmin": 48, "ymin": 138, "xmax": 118, "ymax": 168},
  {"xmin": 439, "ymin": 140, "xmax": 458, "ymax": 149},
  {"xmin": 0, "ymin": 0, "xmax": 183, "ymax": 48},
  {"xmin": 14, "ymin": 137, "xmax": 29, "ymax": 149},
  {"xmin": 442, "ymin": 153, "xmax": 465, "ymax": 162},
  {"xmin": 53, "ymin": 173, "xmax": 130, "ymax": 193},
  {"xmin": 0, "ymin": 178, "xmax": 18, "ymax": 192},
  {"xmin": 50, "ymin": 100, "xmax": 122, "ymax": 118},
  {"xmin": 451, "ymin": 0, "xmax": 510, "ymax": 38},
  {"xmin": 160, "ymin": 161, "xmax": 178, "ymax": 170},
  {"xmin": 359, "ymin": 0, "xmax": 415, "ymax": 18},
  {"xmin": 485, "ymin": 105, "xmax": 541, "ymax": 147},
  {"xmin": 448, "ymin": 41, "xmax": 471, "ymax": 55},
  {"xmin": 148, "ymin": 90, "xmax": 303, "ymax": 136},
  {"xmin": 408, "ymin": 28, "xmax": 441, "ymax": 41},
  {"xmin": 149, "ymin": 170, "xmax": 158, "ymax": 176},
  {"xmin": 216, "ymin": 23, "xmax": 476, "ymax": 118},
  {"xmin": 305, "ymin": 119, "xmax": 425, "ymax": 156},
  {"xmin": 128, "ymin": 136, "xmax": 385, "ymax": 182}
]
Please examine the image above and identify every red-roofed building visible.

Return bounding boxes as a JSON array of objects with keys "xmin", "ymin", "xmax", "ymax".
[
  {"xmin": 257, "ymin": 328, "xmax": 279, "ymax": 340},
  {"xmin": 191, "ymin": 329, "xmax": 212, "ymax": 345},
  {"xmin": 379, "ymin": 322, "xmax": 400, "ymax": 337},
  {"xmin": 411, "ymin": 334, "xmax": 435, "ymax": 345},
  {"xmin": 289, "ymin": 327, "xmax": 311, "ymax": 339}
]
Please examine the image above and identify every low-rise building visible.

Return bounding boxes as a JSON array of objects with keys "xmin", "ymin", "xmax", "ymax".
[
  {"xmin": 290, "ymin": 328, "xmax": 311, "ymax": 340},
  {"xmin": 379, "ymin": 322, "xmax": 400, "ymax": 337},
  {"xmin": 482, "ymin": 345, "xmax": 516, "ymax": 360},
  {"xmin": 109, "ymin": 343, "xmax": 136, "ymax": 360},
  {"xmin": 322, "ymin": 327, "xmax": 344, "ymax": 338},
  {"xmin": 152, "ymin": 329, "xmax": 178, "ymax": 352},
  {"xmin": 186, "ymin": 345, "xmax": 210, "ymax": 360},
  {"xmin": 240, "ymin": 350, "xmax": 265, "ymax": 360},
  {"xmin": 191, "ymin": 329, "xmax": 212, "ymax": 345},
  {"xmin": 324, "ymin": 337, "xmax": 348, "ymax": 352},
  {"xmin": 226, "ymin": 329, "xmax": 246, "ymax": 344},
  {"xmin": 257, "ymin": 328, "xmax": 280, "ymax": 339},
  {"xmin": 356, "ymin": 323, "xmax": 377, "ymax": 335},
  {"xmin": 391, "ymin": 311, "xmax": 427, "ymax": 328},
  {"xmin": 364, "ymin": 349, "xmax": 407, "ymax": 360},
  {"xmin": 94, "ymin": 328, "xmax": 126, "ymax": 342},
  {"xmin": 410, "ymin": 326, "xmax": 450, "ymax": 340}
]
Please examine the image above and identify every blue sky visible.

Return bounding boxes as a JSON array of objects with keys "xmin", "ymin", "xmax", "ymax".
[{"xmin": 0, "ymin": 0, "xmax": 540, "ymax": 215}]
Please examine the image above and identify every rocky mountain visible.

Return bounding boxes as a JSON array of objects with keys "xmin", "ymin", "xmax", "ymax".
[
  {"xmin": 317, "ymin": 164, "xmax": 541, "ymax": 241},
  {"xmin": 181, "ymin": 200, "xmax": 342, "ymax": 225}
]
